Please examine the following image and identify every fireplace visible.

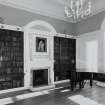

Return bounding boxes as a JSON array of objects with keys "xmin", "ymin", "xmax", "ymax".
[{"xmin": 32, "ymin": 69, "xmax": 48, "ymax": 87}]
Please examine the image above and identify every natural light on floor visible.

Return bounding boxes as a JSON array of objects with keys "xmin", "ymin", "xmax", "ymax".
[
  {"xmin": 68, "ymin": 95, "xmax": 103, "ymax": 105},
  {"xmin": 0, "ymin": 90, "xmax": 49, "ymax": 105},
  {"xmin": 0, "ymin": 87, "xmax": 66, "ymax": 105},
  {"xmin": 60, "ymin": 89, "xmax": 70, "ymax": 93}
]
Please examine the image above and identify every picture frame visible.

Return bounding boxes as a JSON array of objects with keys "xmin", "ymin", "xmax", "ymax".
[
  {"xmin": 29, "ymin": 31, "xmax": 51, "ymax": 60},
  {"xmin": 36, "ymin": 37, "xmax": 47, "ymax": 52}
]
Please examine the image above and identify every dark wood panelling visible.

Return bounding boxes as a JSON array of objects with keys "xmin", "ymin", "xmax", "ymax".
[
  {"xmin": 68, "ymin": 39, "xmax": 76, "ymax": 71},
  {"xmin": 54, "ymin": 36, "xmax": 76, "ymax": 81},
  {"xmin": 0, "ymin": 29, "xmax": 24, "ymax": 90},
  {"xmin": 54, "ymin": 36, "xmax": 60, "ymax": 81}
]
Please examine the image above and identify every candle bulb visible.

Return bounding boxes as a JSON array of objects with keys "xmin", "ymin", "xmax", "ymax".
[
  {"xmin": 81, "ymin": 0, "xmax": 83, "ymax": 9},
  {"xmin": 71, "ymin": 0, "xmax": 73, "ymax": 11}
]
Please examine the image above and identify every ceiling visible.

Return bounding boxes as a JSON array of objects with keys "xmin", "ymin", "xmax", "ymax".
[{"xmin": 0, "ymin": 0, "xmax": 105, "ymax": 23}]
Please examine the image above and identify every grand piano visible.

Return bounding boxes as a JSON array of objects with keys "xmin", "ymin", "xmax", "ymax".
[{"xmin": 69, "ymin": 71, "xmax": 105, "ymax": 91}]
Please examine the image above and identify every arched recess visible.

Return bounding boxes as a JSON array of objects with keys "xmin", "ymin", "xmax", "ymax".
[
  {"xmin": 24, "ymin": 20, "xmax": 56, "ymax": 33},
  {"xmin": 24, "ymin": 20, "xmax": 56, "ymax": 88}
]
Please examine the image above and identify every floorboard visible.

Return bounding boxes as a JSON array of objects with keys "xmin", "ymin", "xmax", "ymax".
[{"xmin": 4, "ymin": 84, "xmax": 105, "ymax": 105}]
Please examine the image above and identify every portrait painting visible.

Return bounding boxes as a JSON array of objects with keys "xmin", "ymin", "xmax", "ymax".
[{"xmin": 36, "ymin": 37, "xmax": 47, "ymax": 52}]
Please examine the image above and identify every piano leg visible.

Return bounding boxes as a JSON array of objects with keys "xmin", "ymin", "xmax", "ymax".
[
  {"xmin": 71, "ymin": 81, "xmax": 74, "ymax": 91},
  {"xmin": 90, "ymin": 73, "xmax": 93, "ymax": 88},
  {"xmin": 71, "ymin": 81, "xmax": 77, "ymax": 91},
  {"xmin": 79, "ymin": 80, "xmax": 84, "ymax": 89},
  {"xmin": 79, "ymin": 81, "xmax": 82, "ymax": 89},
  {"xmin": 90, "ymin": 79, "xmax": 93, "ymax": 88}
]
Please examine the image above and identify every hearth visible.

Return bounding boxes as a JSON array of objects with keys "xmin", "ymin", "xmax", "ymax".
[{"xmin": 32, "ymin": 69, "xmax": 48, "ymax": 87}]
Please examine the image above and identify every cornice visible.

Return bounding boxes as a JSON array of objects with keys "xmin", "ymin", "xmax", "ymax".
[
  {"xmin": 0, "ymin": 1, "xmax": 105, "ymax": 23},
  {"xmin": 0, "ymin": 23, "xmax": 23, "ymax": 31},
  {"xmin": 0, "ymin": 1, "xmax": 73, "ymax": 23}
]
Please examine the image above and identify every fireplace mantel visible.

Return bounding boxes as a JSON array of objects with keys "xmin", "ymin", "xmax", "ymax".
[
  {"xmin": 24, "ymin": 29, "xmax": 54, "ymax": 90},
  {"xmin": 30, "ymin": 67, "xmax": 55, "ymax": 91}
]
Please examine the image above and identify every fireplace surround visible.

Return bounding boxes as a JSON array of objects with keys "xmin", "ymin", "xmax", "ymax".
[{"xmin": 30, "ymin": 67, "xmax": 55, "ymax": 91}]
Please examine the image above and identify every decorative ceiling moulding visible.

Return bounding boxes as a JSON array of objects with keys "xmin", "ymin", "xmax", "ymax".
[
  {"xmin": 0, "ymin": 23, "xmax": 23, "ymax": 31},
  {"xmin": 24, "ymin": 19, "xmax": 75, "ymax": 38},
  {"xmin": 24, "ymin": 20, "xmax": 57, "ymax": 38},
  {"xmin": 55, "ymin": 33, "xmax": 75, "ymax": 39},
  {"xmin": 75, "ymin": 30, "xmax": 101, "ymax": 39},
  {"xmin": 0, "ymin": 1, "xmax": 105, "ymax": 23},
  {"xmin": 24, "ymin": 20, "xmax": 57, "ymax": 33},
  {"xmin": 28, "ymin": 30, "xmax": 55, "ymax": 37},
  {"xmin": 0, "ymin": 0, "xmax": 73, "ymax": 23}
]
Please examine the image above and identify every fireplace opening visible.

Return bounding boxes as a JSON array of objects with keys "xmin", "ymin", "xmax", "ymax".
[{"xmin": 33, "ymin": 69, "xmax": 48, "ymax": 87}]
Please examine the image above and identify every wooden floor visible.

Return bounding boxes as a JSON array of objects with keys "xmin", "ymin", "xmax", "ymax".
[{"xmin": 3, "ymin": 83, "xmax": 105, "ymax": 105}]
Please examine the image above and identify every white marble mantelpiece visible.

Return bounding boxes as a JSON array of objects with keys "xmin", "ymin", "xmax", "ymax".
[{"xmin": 30, "ymin": 67, "xmax": 55, "ymax": 91}]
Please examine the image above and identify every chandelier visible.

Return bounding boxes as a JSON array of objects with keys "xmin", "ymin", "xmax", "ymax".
[{"xmin": 65, "ymin": 0, "xmax": 91, "ymax": 22}]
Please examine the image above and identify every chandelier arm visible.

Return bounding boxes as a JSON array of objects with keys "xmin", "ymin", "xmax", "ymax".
[{"xmin": 64, "ymin": 0, "xmax": 91, "ymax": 21}]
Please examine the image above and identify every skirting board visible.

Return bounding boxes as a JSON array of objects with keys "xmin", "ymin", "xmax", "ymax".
[
  {"xmin": 0, "ymin": 87, "xmax": 28, "ymax": 94},
  {"xmin": 96, "ymin": 81, "xmax": 105, "ymax": 87},
  {"xmin": 54, "ymin": 79, "xmax": 70, "ymax": 84},
  {"xmin": 30, "ymin": 85, "xmax": 55, "ymax": 92}
]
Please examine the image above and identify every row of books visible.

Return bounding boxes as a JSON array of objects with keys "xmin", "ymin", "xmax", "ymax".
[
  {"xmin": 0, "ymin": 68, "xmax": 23, "ymax": 75},
  {"xmin": 0, "ymin": 29, "xmax": 24, "ymax": 90},
  {"xmin": 0, "ymin": 79, "xmax": 23, "ymax": 90}
]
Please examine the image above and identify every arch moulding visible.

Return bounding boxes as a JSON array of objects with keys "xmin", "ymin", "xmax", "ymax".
[{"xmin": 24, "ymin": 20, "xmax": 56, "ymax": 33}]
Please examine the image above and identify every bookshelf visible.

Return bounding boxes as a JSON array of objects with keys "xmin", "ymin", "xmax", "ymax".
[
  {"xmin": 54, "ymin": 36, "xmax": 76, "ymax": 81},
  {"xmin": 0, "ymin": 29, "xmax": 24, "ymax": 90}
]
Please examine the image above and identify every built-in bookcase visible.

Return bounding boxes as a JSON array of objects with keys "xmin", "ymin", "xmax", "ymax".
[
  {"xmin": 54, "ymin": 36, "xmax": 76, "ymax": 81},
  {"xmin": 0, "ymin": 29, "xmax": 24, "ymax": 90}
]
